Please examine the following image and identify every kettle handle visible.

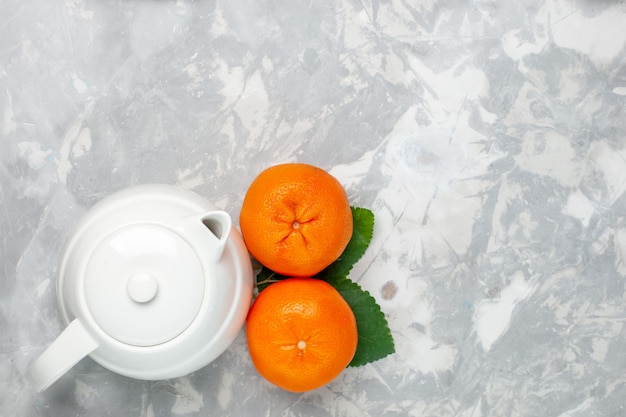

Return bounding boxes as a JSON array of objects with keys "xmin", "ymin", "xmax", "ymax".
[
  {"xmin": 182, "ymin": 211, "xmax": 232, "ymax": 262},
  {"xmin": 28, "ymin": 319, "xmax": 99, "ymax": 392}
]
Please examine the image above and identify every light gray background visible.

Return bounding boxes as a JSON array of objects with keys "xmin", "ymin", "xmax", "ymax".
[{"xmin": 2, "ymin": 0, "xmax": 626, "ymax": 416}]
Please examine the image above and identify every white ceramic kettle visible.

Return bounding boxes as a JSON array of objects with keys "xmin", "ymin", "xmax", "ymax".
[{"xmin": 28, "ymin": 184, "xmax": 254, "ymax": 392}]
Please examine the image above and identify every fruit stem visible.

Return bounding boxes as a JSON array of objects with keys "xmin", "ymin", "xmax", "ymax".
[
  {"xmin": 255, "ymin": 271, "xmax": 285, "ymax": 288},
  {"xmin": 256, "ymin": 278, "xmax": 283, "ymax": 286}
]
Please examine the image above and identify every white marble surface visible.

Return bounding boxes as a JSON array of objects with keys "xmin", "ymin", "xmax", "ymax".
[{"xmin": 2, "ymin": 0, "xmax": 626, "ymax": 416}]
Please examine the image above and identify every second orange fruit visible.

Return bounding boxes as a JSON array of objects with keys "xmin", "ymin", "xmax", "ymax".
[
  {"xmin": 246, "ymin": 277, "xmax": 358, "ymax": 392},
  {"xmin": 239, "ymin": 163, "xmax": 353, "ymax": 277}
]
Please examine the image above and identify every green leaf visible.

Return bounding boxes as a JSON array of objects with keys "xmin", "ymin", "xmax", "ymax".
[
  {"xmin": 327, "ymin": 276, "xmax": 395, "ymax": 367},
  {"xmin": 321, "ymin": 207, "xmax": 375, "ymax": 279}
]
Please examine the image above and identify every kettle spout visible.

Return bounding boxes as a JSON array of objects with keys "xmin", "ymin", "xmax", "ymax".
[
  {"xmin": 201, "ymin": 211, "xmax": 231, "ymax": 242},
  {"xmin": 28, "ymin": 319, "xmax": 98, "ymax": 392},
  {"xmin": 181, "ymin": 211, "xmax": 232, "ymax": 262}
]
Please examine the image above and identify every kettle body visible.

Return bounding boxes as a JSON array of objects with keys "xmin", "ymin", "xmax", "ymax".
[{"xmin": 28, "ymin": 184, "xmax": 254, "ymax": 391}]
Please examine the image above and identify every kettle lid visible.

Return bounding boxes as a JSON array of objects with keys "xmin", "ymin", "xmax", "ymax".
[{"xmin": 83, "ymin": 223, "xmax": 205, "ymax": 346}]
